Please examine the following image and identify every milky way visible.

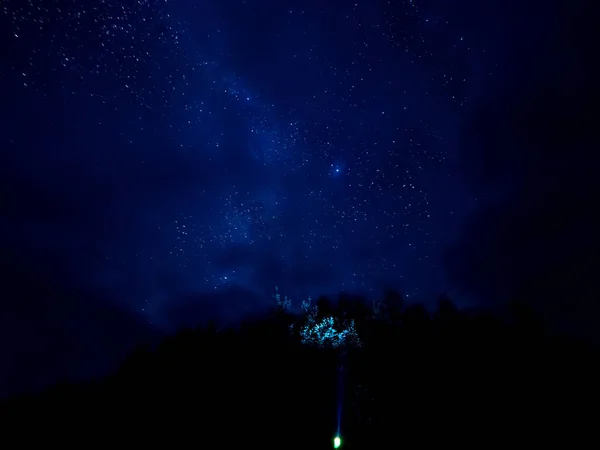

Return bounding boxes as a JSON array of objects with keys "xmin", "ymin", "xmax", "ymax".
[{"xmin": 1, "ymin": 0, "xmax": 487, "ymax": 328}]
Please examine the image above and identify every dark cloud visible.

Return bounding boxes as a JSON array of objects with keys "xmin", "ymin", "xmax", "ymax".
[
  {"xmin": 445, "ymin": 0, "xmax": 599, "ymax": 338},
  {"xmin": 0, "ymin": 246, "xmax": 161, "ymax": 398},
  {"xmin": 164, "ymin": 287, "xmax": 267, "ymax": 330}
]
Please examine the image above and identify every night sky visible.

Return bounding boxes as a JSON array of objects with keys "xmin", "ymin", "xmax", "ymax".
[{"xmin": 0, "ymin": 0, "xmax": 596, "ymax": 395}]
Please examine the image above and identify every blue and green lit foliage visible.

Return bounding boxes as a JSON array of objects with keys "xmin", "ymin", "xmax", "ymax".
[
  {"xmin": 282, "ymin": 295, "xmax": 292, "ymax": 311},
  {"xmin": 273, "ymin": 285, "xmax": 293, "ymax": 311},
  {"xmin": 272, "ymin": 285, "xmax": 281, "ymax": 305},
  {"xmin": 301, "ymin": 295, "xmax": 312, "ymax": 312},
  {"xmin": 300, "ymin": 305, "xmax": 362, "ymax": 348},
  {"xmin": 273, "ymin": 287, "xmax": 362, "ymax": 348}
]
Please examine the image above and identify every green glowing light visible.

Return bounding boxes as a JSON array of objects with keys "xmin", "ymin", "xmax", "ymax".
[{"xmin": 333, "ymin": 436, "xmax": 341, "ymax": 448}]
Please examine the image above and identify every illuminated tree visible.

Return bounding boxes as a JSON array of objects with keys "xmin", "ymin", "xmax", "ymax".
[
  {"xmin": 301, "ymin": 295, "xmax": 312, "ymax": 312},
  {"xmin": 282, "ymin": 295, "xmax": 292, "ymax": 311},
  {"xmin": 272, "ymin": 285, "xmax": 281, "ymax": 306},
  {"xmin": 299, "ymin": 304, "xmax": 362, "ymax": 348},
  {"xmin": 272, "ymin": 286, "xmax": 293, "ymax": 311}
]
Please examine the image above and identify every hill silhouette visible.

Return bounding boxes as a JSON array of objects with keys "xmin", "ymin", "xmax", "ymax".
[{"xmin": 2, "ymin": 290, "xmax": 598, "ymax": 447}]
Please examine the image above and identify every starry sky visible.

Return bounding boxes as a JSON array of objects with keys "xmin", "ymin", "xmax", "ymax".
[{"xmin": 0, "ymin": 0, "xmax": 597, "ymax": 394}]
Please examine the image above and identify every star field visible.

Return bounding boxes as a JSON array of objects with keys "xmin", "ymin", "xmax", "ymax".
[{"xmin": 1, "ymin": 0, "xmax": 489, "ymax": 328}]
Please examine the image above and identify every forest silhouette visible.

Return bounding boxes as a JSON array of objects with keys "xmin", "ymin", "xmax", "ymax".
[{"xmin": 2, "ymin": 290, "xmax": 598, "ymax": 447}]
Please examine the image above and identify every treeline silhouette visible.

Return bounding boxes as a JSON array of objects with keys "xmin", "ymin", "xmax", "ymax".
[{"xmin": 2, "ymin": 291, "xmax": 599, "ymax": 446}]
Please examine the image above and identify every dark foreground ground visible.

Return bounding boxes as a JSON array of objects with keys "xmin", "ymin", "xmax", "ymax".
[{"xmin": 2, "ymin": 295, "xmax": 599, "ymax": 448}]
